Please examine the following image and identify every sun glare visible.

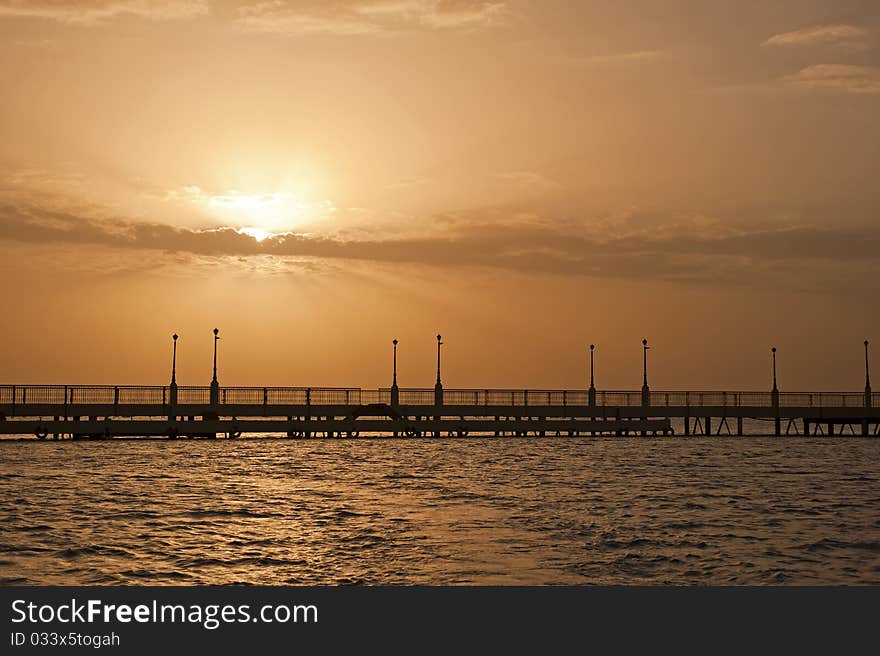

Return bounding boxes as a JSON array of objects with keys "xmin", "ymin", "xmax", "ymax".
[
  {"xmin": 237, "ymin": 226, "xmax": 275, "ymax": 242},
  {"xmin": 182, "ymin": 186, "xmax": 335, "ymax": 239},
  {"xmin": 208, "ymin": 190, "xmax": 294, "ymax": 233}
]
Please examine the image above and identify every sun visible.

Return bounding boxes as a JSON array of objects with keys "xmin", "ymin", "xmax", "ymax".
[
  {"xmin": 178, "ymin": 185, "xmax": 336, "ymax": 242},
  {"xmin": 237, "ymin": 226, "xmax": 275, "ymax": 242},
  {"xmin": 181, "ymin": 186, "xmax": 336, "ymax": 239},
  {"xmin": 208, "ymin": 191, "xmax": 293, "ymax": 238}
]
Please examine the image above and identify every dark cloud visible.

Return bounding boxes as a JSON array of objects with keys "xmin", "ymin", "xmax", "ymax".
[{"xmin": 1, "ymin": 203, "xmax": 878, "ymax": 291}]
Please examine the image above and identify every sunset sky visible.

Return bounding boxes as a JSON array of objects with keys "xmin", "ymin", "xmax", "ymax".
[{"xmin": 1, "ymin": 0, "xmax": 878, "ymax": 390}]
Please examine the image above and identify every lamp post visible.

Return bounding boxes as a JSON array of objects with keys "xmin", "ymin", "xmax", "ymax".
[
  {"xmin": 210, "ymin": 328, "xmax": 220, "ymax": 406},
  {"xmin": 866, "ymin": 340, "xmax": 872, "ymax": 408},
  {"xmin": 171, "ymin": 334, "xmax": 179, "ymax": 385},
  {"xmin": 771, "ymin": 346, "xmax": 780, "ymax": 435},
  {"xmin": 434, "ymin": 334, "xmax": 443, "ymax": 406},
  {"xmin": 771, "ymin": 346, "xmax": 778, "ymax": 393},
  {"xmin": 391, "ymin": 339, "xmax": 400, "ymax": 407},
  {"xmin": 641, "ymin": 339, "xmax": 650, "ymax": 407},
  {"xmin": 588, "ymin": 344, "xmax": 596, "ymax": 407},
  {"xmin": 170, "ymin": 333, "xmax": 179, "ymax": 408},
  {"xmin": 171, "ymin": 333, "xmax": 178, "ymax": 405}
]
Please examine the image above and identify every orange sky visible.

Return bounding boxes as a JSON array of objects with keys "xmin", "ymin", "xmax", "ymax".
[{"xmin": 0, "ymin": 1, "xmax": 878, "ymax": 390}]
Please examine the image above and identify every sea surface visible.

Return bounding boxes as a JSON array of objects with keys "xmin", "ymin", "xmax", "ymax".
[{"xmin": 1, "ymin": 436, "xmax": 879, "ymax": 585}]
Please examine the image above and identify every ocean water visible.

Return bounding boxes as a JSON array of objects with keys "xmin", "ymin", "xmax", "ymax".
[{"xmin": 1, "ymin": 436, "xmax": 878, "ymax": 585}]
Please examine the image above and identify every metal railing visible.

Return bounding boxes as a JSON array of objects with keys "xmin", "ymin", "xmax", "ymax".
[{"xmin": 0, "ymin": 385, "xmax": 876, "ymax": 409}]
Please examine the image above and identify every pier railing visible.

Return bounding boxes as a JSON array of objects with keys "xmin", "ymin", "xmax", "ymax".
[{"xmin": 0, "ymin": 385, "xmax": 876, "ymax": 408}]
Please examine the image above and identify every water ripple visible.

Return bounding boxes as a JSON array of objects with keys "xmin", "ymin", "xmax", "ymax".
[{"xmin": 0, "ymin": 437, "xmax": 878, "ymax": 584}]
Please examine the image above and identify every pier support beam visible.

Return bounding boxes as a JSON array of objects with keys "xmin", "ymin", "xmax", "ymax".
[
  {"xmin": 705, "ymin": 417, "xmax": 712, "ymax": 436},
  {"xmin": 804, "ymin": 419, "xmax": 810, "ymax": 437},
  {"xmin": 683, "ymin": 415, "xmax": 690, "ymax": 436},
  {"xmin": 828, "ymin": 421, "xmax": 834, "ymax": 436},
  {"xmin": 774, "ymin": 417, "xmax": 781, "ymax": 436},
  {"xmin": 863, "ymin": 419, "xmax": 869, "ymax": 437},
  {"xmin": 737, "ymin": 417, "xmax": 743, "ymax": 436}
]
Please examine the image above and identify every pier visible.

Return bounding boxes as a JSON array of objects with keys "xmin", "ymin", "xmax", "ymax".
[
  {"xmin": 1, "ymin": 386, "xmax": 878, "ymax": 440},
  {"xmin": 1, "ymin": 335, "xmax": 877, "ymax": 439}
]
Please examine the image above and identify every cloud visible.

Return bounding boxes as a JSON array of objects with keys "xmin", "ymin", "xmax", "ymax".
[
  {"xmin": 235, "ymin": 1, "xmax": 380, "ymax": 35},
  {"xmin": 709, "ymin": 63, "xmax": 880, "ymax": 98},
  {"xmin": 0, "ymin": 0, "xmax": 209, "ymax": 24},
  {"xmin": 494, "ymin": 171, "xmax": 562, "ymax": 193},
  {"xmin": 425, "ymin": 0, "xmax": 505, "ymax": 27},
  {"xmin": 235, "ymin": 0, "xmax": 506, "ymax": 35},
  {"xmin": 762, "ymin": 24, "xmax": 870, "ymax": 49},
  {"xmin": 571, "ymin": 50, "xmax": 664, "ymax": 66},
  {"xmin": 787, "ymin": 64, "xmax": 880, "ymax": 94},
  {"xmin": 2, "ymin": 202, "xmax": 879, "ymax": 292}
]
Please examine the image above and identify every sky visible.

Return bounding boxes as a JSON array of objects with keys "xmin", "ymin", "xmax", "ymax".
[{"xmin": 0, "ymin": 0, "xmax": 878, "ymax": 390}]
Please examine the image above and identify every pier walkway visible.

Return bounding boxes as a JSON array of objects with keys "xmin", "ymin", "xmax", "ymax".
[{"xmin": 1, "ymin": 386, "xmax": 878, "ymax": 439}]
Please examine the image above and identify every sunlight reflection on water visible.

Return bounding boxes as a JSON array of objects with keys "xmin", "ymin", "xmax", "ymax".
[{"xmin": 1, "ymin": 437, "xmax": 878, "ymax": 585}]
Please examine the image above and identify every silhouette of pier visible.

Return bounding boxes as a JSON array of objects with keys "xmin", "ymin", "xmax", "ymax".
[{"xmin": 1, "ymin": 333, "xmax": 877, "ymax": 439}]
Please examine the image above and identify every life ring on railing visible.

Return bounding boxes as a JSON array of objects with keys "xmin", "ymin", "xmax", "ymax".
[
  {"xmin": 35, "ymin": 426, "xmax": 48, "ymax": 440},
  {"xmin": 228, "ymin": 425, "xmax": 241, "ymax": 439},
  {"xmin": 286, "ymin": 430, "xmax": 303, "ymax": 438},
  {"xmin": 345, "ymin": 430, "xmax": 360, "ymax": 438},
  {"xmin": 455, "ymin": 428, "xmax": 469, "ymax": 438},
  {"xmin": 404, "ymin": 427, "xmax": 420, "ymax": 438}
]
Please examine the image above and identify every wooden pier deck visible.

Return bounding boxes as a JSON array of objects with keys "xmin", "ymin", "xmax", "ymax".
[{"xmin": 1, "ymin": 386, "xmax": 878, "ymax": 439}]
